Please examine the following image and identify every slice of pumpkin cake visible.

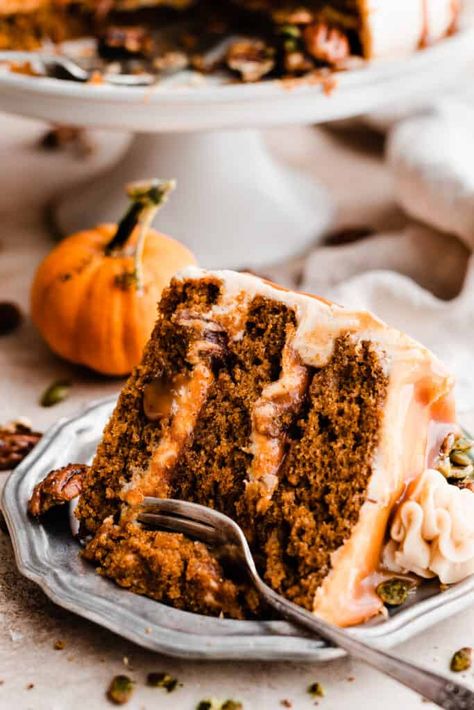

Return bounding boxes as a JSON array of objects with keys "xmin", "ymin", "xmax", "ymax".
[{"xmin": 68, "ymin": 266, "xmax": 470, "ymax": 627}]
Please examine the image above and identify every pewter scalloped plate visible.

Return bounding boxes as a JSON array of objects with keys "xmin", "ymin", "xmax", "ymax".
[{"xmin": 2, "ymin": 397, "xmax": 474, "ymax": 661}]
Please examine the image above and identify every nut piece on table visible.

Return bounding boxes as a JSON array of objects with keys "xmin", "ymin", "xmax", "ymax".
[
  {"xmin": 0, "ymin": 302, "xmax": 23, "ymax": 336},
  {"xmin": 303, "ymin": 23, "xmax": 350, "ymax": 65},
  {"xmin": 0, "ymin": 422, "xmax": 41, "ymax": 471},
  {"xmin": 28, "ymin": 463, "xmax": 89, "ymax": 518}
]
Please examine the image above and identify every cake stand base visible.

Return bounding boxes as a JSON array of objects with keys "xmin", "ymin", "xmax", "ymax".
[{"xmin": 53, "ymin": 129, "xmax": 334, "ymax": 269}]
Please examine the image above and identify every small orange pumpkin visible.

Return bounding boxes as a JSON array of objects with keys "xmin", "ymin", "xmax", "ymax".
[{"xmin": 31, "ymin": 179, "xmax": 196, "ymax": 376}]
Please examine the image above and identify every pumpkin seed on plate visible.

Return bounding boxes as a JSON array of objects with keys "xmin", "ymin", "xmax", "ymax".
[
  {"xmin": 376, "ymin": 578, "xmax": 416, "ymax": 606},
  {"xmin": 39, "ymin": 380, "xmax": 71, "ymax": 408}
]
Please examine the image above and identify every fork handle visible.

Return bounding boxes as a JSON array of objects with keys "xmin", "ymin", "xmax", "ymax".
[{"xmin": 255, "ymin": 581, "xmax": 473, "ymax": 709}]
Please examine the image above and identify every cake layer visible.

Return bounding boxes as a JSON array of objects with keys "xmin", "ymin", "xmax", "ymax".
[{"xmin": 78, "ymin": 268, "xmax": 457, "ymax": 626}]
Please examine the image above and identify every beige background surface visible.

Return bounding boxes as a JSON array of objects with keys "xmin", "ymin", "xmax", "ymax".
[{"xmin": 0, "ymin": 113, "xmax": 473, "ymax": 710}]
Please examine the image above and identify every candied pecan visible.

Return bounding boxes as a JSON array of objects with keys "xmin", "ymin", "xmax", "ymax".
[
  {"xmin": 28, "ymin": 464, "xmax": 88, "ymax": 518},
  {"xmin": 98, "ymin": 25, "xmax": 154, "ymax": 58},
  {"xmin": 0, "ymin": 423, "xmax": 41, "ymax": 471},
  {"xmin": 303, "ymin": 23, "xmax": 350, "ymax": 65},
  {"xmin": 226, "ymin": 39, "xmax": 275, "ymax": 82}
]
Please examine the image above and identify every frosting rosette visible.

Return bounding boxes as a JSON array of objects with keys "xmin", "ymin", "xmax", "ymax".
[{"xmin": 383, "ymin": 469, "xmax": 474, "ymax": 584}]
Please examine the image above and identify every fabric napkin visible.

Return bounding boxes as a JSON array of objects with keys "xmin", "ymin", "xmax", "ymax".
[{"xmin": 298, "ymin": 101, "xmax": 474, "ymax": 416}]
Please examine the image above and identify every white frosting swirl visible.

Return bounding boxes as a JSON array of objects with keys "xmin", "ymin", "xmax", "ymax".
[{"xmin": 383, "ymin": 469, "xmax": 474, "ymax": 584}]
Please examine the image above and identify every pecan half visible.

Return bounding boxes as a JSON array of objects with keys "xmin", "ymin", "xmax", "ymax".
[
  {"xmin": 303, "ymin": 23, "xmax": 350, "ymax": 65},
  {"xmin": 0, "ymin": 422, "xmax": 42, "ymax": 471},
  {"xmin": 28, "ymin": 464, "xmax": 88, "ymax": 518}
]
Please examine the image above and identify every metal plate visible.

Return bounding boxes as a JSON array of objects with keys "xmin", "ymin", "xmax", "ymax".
[{"xmin": 2, "ymin": 397, "xmax": 474, "ymax": 661}]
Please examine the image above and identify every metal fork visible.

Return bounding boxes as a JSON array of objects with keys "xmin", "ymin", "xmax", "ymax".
[
  {"xmin": 0, "ymin": 51, "xmax": 155, "ymax": 86},
  {"xmin": 138, "ymin": 497, "xmax": 474, "ymax": 710}
]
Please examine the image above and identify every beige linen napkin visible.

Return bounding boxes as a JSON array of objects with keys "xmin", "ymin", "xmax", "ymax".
[{"xmin": 300, "ymin": 103, "xmax": 474, "ymax": 415}]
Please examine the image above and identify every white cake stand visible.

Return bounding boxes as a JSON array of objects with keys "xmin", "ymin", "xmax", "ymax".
[{"xmin": 0, "ymin": 22, "xmax": 473, "ymax": 268}]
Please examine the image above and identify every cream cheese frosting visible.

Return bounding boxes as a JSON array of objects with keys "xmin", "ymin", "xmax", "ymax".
[
  {"xmin": 359, "ymin": 0, "xmax": 458, "ymax": 59},
  {"xmin": 383, "ymin": 468, "xmax": 474, "ymax": 584}
]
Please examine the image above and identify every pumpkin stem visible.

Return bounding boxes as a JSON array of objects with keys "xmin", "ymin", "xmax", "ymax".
[{"xmin": 105, "ymin": 179, "xmax": 176, "ymax": 272}]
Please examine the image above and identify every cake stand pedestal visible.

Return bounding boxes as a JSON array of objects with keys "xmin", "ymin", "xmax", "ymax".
[
  {"xmin": 0, "ymin": 18, "xmax": 473, "ymax": 268},
  {"xmin": 54, "ymin": 129, "xmax": 332, "ymax": 269}
]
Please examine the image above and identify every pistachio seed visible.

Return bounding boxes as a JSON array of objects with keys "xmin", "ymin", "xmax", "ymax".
[
  {"xmin": 436, "ymin": 459, "xmax": 452, "ymax": 478},
  {"xmin": 454, "ymin": 437, "xmax": 474, "ymax": 452},
  {"xmin": 449, "ymin": 464, "xmax": 474, "ymax": 479},
  {"xmin": 307, "ymin": 682, "xmax": 325, "ymax": 697},
  {"xmin": 450, "ymin": 451, "xmax": 473, "ymax": 468},
  {"xmin": 146, "ymin": 672, "xmax": 178, "ymax": 692},
  {"xmin": 441, "ymin": 432, "xmax": 455, "ymax": 454},
  {"xmin": 196, "ymin": 701, "xmax": 242, "ymax": 710},
  {"xmin": 40, "ymin": 380, "xmax": 71, "ymax": 407},
  {"xmin": 280, "ymin": 24, "xmax": 302, "ymax": 38},
  {"xmin": 376, "ymin": 578, "xmax": 416, "ymax": 606},
  {"xmin": 106, "ymin": 675, "xmax": 135, "ymax": 705},
  {"xmin": 450, "ymin": 647, "xmax": 472, "ymax": 673}
]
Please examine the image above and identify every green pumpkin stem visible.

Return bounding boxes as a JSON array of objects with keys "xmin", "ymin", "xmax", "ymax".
[{"xmin": 105, "ymin": 179, "xmax": 176, "ymax": 291}]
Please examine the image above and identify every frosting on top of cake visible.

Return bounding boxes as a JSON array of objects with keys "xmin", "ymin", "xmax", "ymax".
[
  {"xmin": 176, "ymin": 265, "xmax": 450, "ymax": 374},
  {"xmin": 383, "ymin": 468, "xmax": 474, "ymax": 584}
]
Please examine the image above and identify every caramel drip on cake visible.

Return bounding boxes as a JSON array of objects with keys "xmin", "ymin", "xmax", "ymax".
[
  {"xmin": 246, "ymin": 324, "xmax": 309, "ymax": 514},
  {"xmin": 420, "ymin": 0, "xmax": 429, "ymax": 47},
  {"xmin": 123, "ymin": 311, "xmax": 226, "ymax": 505}
]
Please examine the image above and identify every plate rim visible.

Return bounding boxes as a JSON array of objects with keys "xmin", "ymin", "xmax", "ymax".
[{"xmin": 2, "ymin": 396, "xmax": 474, "ymax": 661}]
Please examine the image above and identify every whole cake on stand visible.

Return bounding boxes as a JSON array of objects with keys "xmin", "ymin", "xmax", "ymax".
[{"xmin": 0, "ymin": 0, "xmax": 471, "ymax": 268}]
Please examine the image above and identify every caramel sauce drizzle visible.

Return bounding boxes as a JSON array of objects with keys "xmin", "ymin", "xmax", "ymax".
[
  {"xmin": 122, "ymin": 311, "xmax": 226, "ymax": 506},
  {"xmin": 246, "ymin": 326, "xmax": 309, "ymax": 514}
]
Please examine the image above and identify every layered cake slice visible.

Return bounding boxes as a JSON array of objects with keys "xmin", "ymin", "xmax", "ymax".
[{"xmin": 62, "ymin": 267, "xmax": 473, "ymax": 627}]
